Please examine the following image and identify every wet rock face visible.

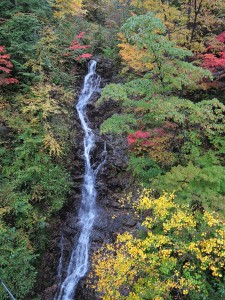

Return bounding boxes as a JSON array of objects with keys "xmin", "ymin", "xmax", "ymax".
[
  {"xmin": 41, "ymin": 59, "xmax": 136, "ymax": 300},
  {"xmin": 94, "ymin": 56, "xmax": 117, "ymax": 84}
]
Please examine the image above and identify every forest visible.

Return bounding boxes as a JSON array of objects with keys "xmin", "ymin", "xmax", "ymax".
[{"xmin": 0, "ymin": 0, "xmax": 225, "ymax": 299}]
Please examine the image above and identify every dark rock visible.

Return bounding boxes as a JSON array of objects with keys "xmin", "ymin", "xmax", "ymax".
[
  {"xmin": 66, "ymin": 216, "xmax": 79, "ymax": 229},
  {"xmin": 122, "ymin": 215, "xmax": 136, "ymax": 227},
  {"xmin": 94, "ymin": 211, "xmax": 108, "ymax": 229},
  {"xmin": 109, "ymin": 216, "xmax": 122, "ymax": 232},
  {"xmin": 43, "ymin": 284, "xmax": 57, "ymax": 300},
  {"xmin": 91, "ymin": 230, "xmax": 105, "ymax": 243},
  {"xmin": 63, "ymin": 226, "xmax": 78, "ymax": 240},
  {"xmin": 110, "ymin": 200, "xmax": 121, "ymax": 209}
]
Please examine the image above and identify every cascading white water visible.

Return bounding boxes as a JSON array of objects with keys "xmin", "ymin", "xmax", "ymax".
[
  {"xmin": 55, "ymin": 60, "xmax": 106, "ymax": 300},
  {"xmin": 56, "ymin": 234, "xmax": 64, "ymax": 286}
]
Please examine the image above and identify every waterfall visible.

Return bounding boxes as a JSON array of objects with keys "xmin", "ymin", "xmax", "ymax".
[
  {"xmin": 56, "ymin": 234, "xmax": 64, "ymax": 286},
  {"xmin": 55, "ymin": 60, "xmax": 106, "ymax": 300}
]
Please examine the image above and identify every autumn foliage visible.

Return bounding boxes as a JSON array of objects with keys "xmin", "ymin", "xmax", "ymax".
[
  {"xmin": 64, "ymin": 32, "xmax": 92, "ymax": 61},
  {"xmin": 53, "ymin": 0, "xmax": 84, "ymax": 19},
  {"xmin": 201, "ymin": 31, "xmax": 225, "ymax": 71},
  {"xmin": 128, "ymin": 123, "xmax": 178, "ymax": 166},
  {"xmin": 216, "ymin": 31, "xmax": 225, "ymax": 43},
  {"xmin": 118, "ymin": 33, "xmax": 154, "ymax": 73},
  {"xmin": 201, "ymin": 53, "xmax": 225, "ymax": 71},
  {"xmin": 91, "ymin": 190, "xmax": 225, "ymax": 299},
  {"xmin": 1, "ymin": 0, "xmax": 225, "ymax": 299},
  {"xmin": 201, "ymin": 31, "xmax": 225, "ymax": 89},
  {"xmin": 0, "ymin": 46, "xmax": 18, "ymax": 86},
  {"xmin": 127, "ymin": 123, "xmax": 178, "ymax": 147}
]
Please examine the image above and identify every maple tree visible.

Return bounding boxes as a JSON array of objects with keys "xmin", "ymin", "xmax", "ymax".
[
  {"xmin": 203, "ymin": 31, "xmax": 225, "ymax": 70},
  {"xmin": 202, "ymin": 52, "xmax": 225, "ymax": 71},
  {"xmin": 65, "ymin": 32, "xmax": 92, "ymax": 61},
  {"xmin": 216, "ymin": 31, "xmax": 225, "ymax": 43},
  {"xmin": 0, "ymin": 46, "xmax": 18, "ymax": 86},
  {"xmin": 127, "ymin": 125, "xmax": 177, "ymax": 167},
  {"xmin": 200, "ymin": 31, "xmax": 225, "ymax": 90}
]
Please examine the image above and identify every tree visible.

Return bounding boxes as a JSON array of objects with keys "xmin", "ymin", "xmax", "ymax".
[
  {"xmin": 128, "ymin": 97, "xmax": 225, "ymax": 188},
  {"xmin": 180, "ymin": 0, "xmax": 225, "ymax": 51},
  {"xmin": 152, "ymin": 159, "xmax": 225, "ymax": 215},
  {"xmin": 127, "ymin": 125, "xmax": 177, "ymax": 167},
  {"xmin": 96, "ymin": 13, "xmax": 225, "ymax": 218},
  {"xmin": 0, "ymin": 12, "xmax": 40, "ymax": 83},
  {"xmin": 119, "ymin": 0, "xmax": 225, "ymax": 52},
  {"xmin": 53, "ymin": 0, "xmax": 84, "ymax": 19},
  {"xmin": 64, "ymin": 31, "xmax": 92, "ymax": 61},
  {"xmin": 0, "ymin": 0, "xmax": 91, "ymax": 297},
  {"xmin": 0, "ymin": 83, "xmax": 72, "ymax": 231},
  {"xmin": 92, "ymin": 190, "xmax": 225, "ymax": 299},
  {"xmin": 200, "ymin": 31, "xmax": 225, "ymax": 90},
  {"xmin": 0, "ymin": 0, "xmax": 52, "ymax": 19},
  {"xmin": 0, "ymin": 227, "xmax": 36, "ymax": 300},
  {"xmin": 0, "ymin": 46, "xmax": 18, "ymax": 85},
  {"xmin": 130, "ymin": 0, "xmax": 182, "ymax": 39},
  {"xmin": 97, "ymin": 14, "xmax": 211, "ymax": 181}
]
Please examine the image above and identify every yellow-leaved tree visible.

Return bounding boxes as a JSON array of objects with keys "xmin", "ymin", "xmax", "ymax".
[
  {"xmin": 91, "ymin": 189, "xmax": 225, "ymax": 299},
  {"xmin": 53, "ymin": 0, "xmax": 84, "ymax": 18},
  {"xmin": 117, "ymin": 33, "xmax": 155, "ymax": 74},
  {"xmin": 19, "ymin": 84, "xmax": 73, "ymax": 157}
]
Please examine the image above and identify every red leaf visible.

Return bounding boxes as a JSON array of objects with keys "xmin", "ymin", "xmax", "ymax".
[
  {"xmin": 75, "ymin": 32, "xmax": 85, "ymax": 39},
  {"xmin": 134, "ymin": 131, "xmax": 151, "ymax": 139},
  {"xmin": 154, "ymin": 128, "xmax": 166, "ymax": 136},
  {"xmin": 0, "ymin": 46, "xmax": 6, "ymax": 53},
  {"xmin": 0, "ymin": 59, "xmax": 13, "ymax": 68},
  {"xmin": 0, "ymin": 45, "xmax": 18, "ymax": 86},
  {"xmin": 128, "ymin": 134, "xmax": 137, "ymax": 145},
  {"xmin": 69, "ymin": 44, "xmax": 81, "ymax": 50},
  {"xmin": 0, "ymin": 66, "xmax": 11, "ymax": 73},
  {"xmin": 0, "ymin": 77, "xmax": 19, "ymax": 85},
  {"xmin": 0, "ymin": 54, "xmax": 11, "ymax": 59},
  {"xmin": 216, "ymin": 31, "xmax": 225, "ymax": 43},
  {"xmin": 201, "ymin": 53, "xmax": 225, "ymax": 71},
  {"xmin": 77, "ymin": 53, "xmax": 92, "ymax": 60}
]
